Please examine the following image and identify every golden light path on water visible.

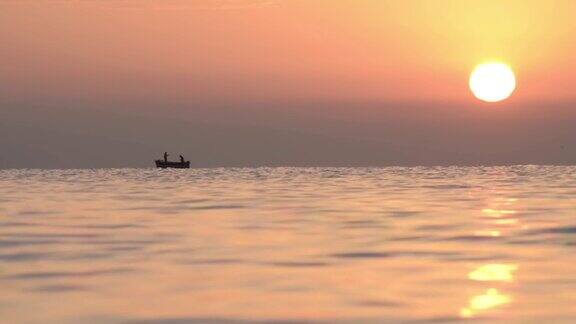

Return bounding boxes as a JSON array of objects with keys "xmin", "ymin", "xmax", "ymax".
[
  {"xmin": 1, "ymin": 167, "xmax": 576, "ymax": 323},
  {"xmin": 460, "ymin": 196, "xmax": 520, "ymax": 319}
]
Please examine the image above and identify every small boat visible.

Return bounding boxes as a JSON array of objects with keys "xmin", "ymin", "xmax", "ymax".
[{"xmin": 155, "ymin": 160, "xmax": 190, "ymax": 169}]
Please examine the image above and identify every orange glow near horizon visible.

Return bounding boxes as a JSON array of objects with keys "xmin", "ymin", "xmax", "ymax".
[{"xmin": 0, "ymin": 1, "xmax": 575, "ymax": 104}]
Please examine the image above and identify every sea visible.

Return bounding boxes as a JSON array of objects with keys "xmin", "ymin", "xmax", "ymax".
[{"xmin": 1, "ymin": 166, "xmax": 576, "ymax": 323}]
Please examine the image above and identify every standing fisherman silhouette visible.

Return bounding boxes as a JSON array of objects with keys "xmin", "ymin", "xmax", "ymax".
[
  {"xmin": 179, "ymin": 155, "xmax": 185, "ymax": 163},
  {"xmin": 164, "ymin": 152, "xmax": 169, "ymax": 163}
]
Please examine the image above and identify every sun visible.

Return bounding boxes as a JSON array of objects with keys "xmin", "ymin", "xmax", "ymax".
[{"xmin": 469, "ymin": 62, "xmax": 516, "ymax": 102}]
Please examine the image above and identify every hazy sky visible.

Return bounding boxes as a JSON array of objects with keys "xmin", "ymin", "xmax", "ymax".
[{"xmin": 2, "ymin": 0, "xmax": 576, "ymax": 168}]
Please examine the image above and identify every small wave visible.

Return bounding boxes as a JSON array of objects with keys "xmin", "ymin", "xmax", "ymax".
[
  {"xmin": 526, "ymin": 226, "xmax": 576, "ymax": 235},
  {"xmin": 4, "ymin": 267, "xmax": 134, "ymax": 280}
]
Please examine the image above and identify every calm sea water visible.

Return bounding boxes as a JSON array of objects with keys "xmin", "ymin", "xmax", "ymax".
[{"xmin": 1, "ymin": 166, "xmax": 576, "ymax": 323}]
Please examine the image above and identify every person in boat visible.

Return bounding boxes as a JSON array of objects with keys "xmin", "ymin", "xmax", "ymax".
[
  {"xmin": 179, "ymin": 155, "xmax": 185, "ymax": 163},
  {"xmin": 164, "ymin": 152, "xmax": 169, "ymax": 162}
]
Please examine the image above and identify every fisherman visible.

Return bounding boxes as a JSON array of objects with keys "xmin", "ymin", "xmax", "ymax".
[
  {"xmin": 164, "ymin": 152, "xmax": 169, "ymax": 162},
  {"xmin": 179, "ymin": 155, "xmax": 185, "ymax": 163}
]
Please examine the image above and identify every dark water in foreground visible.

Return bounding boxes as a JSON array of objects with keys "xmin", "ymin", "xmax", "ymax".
[{"xmin": 1, "ymin": 166, "xmax": 576, "ymax": 323}]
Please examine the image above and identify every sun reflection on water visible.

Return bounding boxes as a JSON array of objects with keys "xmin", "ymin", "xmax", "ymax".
[
  {"xmin": 469, "ymin": 264, "xmax": 518, "ymax": 282},
  {"xmin": 460, "ymin": 288, "xmax": 512, "ymax": 319},
  {"xmin": 494, "ymin": 218, "xmax": 519, "ymax": 225},
  {"xmin": 482, "ymin": 208, "xmax": 517, "ymax": 218},
  {"xmin": 459, "ymin": 263, "xmax": 517, "ymax": 318},
  {"xmin": 473, "ymin": 230, "xmax": 501, "ymax": 237},
  {"xmin": 475, "ymin": 197, "xmax": 521, "ymax": 237},
  {"xmin": 461, "ymin": 197, "xmax": 520, "ymax": 319}
]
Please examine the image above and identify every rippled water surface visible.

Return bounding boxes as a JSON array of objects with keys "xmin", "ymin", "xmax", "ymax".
[{"xmin": 2, "ymin": 167, "xmax": 576, "ymax": 323}]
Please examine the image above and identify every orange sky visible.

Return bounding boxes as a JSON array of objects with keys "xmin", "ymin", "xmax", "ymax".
[
  {"xmin": 2, "ymin": 0, "xmax": 576, "ymax": 104},
  {"xmin": 3, "ymin": 1, "xmax": 576, "ymax": 168}
]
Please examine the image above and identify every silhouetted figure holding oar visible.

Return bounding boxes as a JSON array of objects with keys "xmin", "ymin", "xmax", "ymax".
[
  {"xmin": 179, "ymin": 155, "xmax": 185, "ymax": 163},
  {"xmin": 164, "ymin": 152, "xmax": 169, "ymax": 162}
]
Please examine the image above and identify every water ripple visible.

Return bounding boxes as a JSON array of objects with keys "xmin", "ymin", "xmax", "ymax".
[{"xmin": 1, "ymin": 166, "xmax": 576, "ymax": 322}]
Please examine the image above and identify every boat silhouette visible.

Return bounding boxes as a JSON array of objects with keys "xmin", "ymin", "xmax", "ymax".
[{"xmin": 155, "ymin": 159, "xmax": 190, "ymax": 169}]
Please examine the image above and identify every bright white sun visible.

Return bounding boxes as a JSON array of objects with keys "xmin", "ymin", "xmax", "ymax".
[{"xmin": 469, "ymin": 62, "xmax": 516, "ymax": 102}]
